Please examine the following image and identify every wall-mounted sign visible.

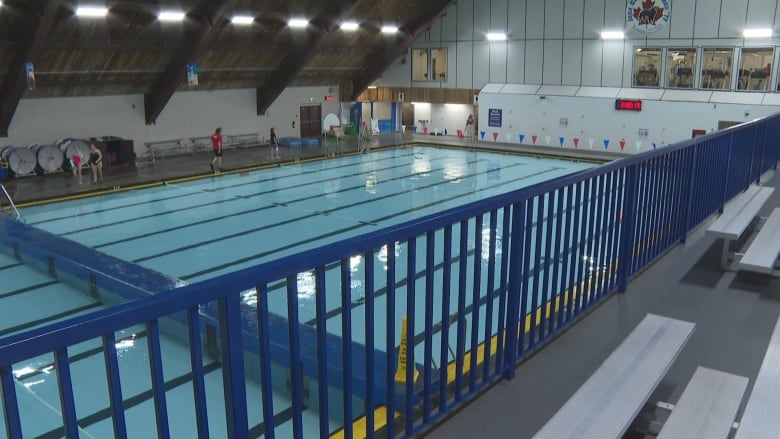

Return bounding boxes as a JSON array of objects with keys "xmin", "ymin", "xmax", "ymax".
[
  {"xmin": 24, "ymin": 62, "xmax": 35, "ymax": 90},
  {"xmin": 626, "ymin": 0, "xmax": 671, "ymax": 33},
  {"xmin": 488, "ymin": 108, "xmax": 502, "ymax": 127},
  {"xmin": 186, "ymin": 62, "xmax": 198, "ymax": 86}
]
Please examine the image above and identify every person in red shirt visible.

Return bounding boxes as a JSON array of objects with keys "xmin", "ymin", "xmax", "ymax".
[{"xmin": 210, "ymin": 127, "xmax": 222, "ymax": 172}]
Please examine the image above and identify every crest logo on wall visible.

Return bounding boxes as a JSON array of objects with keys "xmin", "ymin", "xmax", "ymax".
[{"xmin": 627, "ymin": 0, "xmax": 671, "ymax": 33}]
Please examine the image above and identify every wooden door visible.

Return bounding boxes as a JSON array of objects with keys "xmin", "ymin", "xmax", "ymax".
[{"xmin": 300, "ymin": 105, "xmax": 322, "ymax": 139}]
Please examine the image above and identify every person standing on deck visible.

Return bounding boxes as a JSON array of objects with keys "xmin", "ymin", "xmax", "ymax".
[
  {"xmin": 270, "ymin": 127, "xmax": 280, "ymax": 160},
  {"xmin": 210, "ymin": 127, "xmax": 223, "ymax": 173}
]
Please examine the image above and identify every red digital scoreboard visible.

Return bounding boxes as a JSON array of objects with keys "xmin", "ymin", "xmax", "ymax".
[
  {"xmin": 615, "ymin": 99, "xmax": 642, "ymax": 111},
  {"xmin": 325, "ymin": 95, "xmax": 334, "ymax": 102}
]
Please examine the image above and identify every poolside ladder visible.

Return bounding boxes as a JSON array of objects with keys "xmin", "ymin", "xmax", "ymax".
[{"xmin": 0, "ymin": 184, "xmax": 21, "ymax": 221}]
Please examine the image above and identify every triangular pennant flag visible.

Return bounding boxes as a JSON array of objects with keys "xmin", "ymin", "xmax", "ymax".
[
  {"xmin": 588, "ymin": 139, "xmax": 594, "ymax": 149},
  {"xmin": 519, "ymin": 134, "xmax": 525, "ymax": 143},
  {"xmin": 545, "ymin": 136, "xmax": 551, "ymax": 145},
  {"xmin": 480, "ymin": 130, "xmax": 486, "ymax": 140},
  {"xmin": 401, "ymin": 125, "xmax": 407, "ymax": 134},
  {"xmin": 619, "ymin": 139, "xmax": 626, "ymax": 151},
  {"xmin": 559, "ymin": 137, "xmax": 565, "ymax": 147},
  {"xmin": 652, "ymin": 142, "xmax": 657, "ymax": 149},
  {"xmin": 505, "ymin": 133, "xmax": 511, "ymax": 142},
  {"xmin": 444, "ymin": 128, "xmax": 448, "ymax": 136},
  {"xmin": 573, "ymin": 138, "xmax": 580, "ymax": 148},
  {"xmin": 492, "ymin": 132, "xmax": 498, "ymax": 141},
  {"xmin": 532, "ymin": 135, "xmax": 538, "ymax": 145},
  {"xmin": 635, "ymin": 141, "xmax": 642, "ymax": 151},
  {"xmin": 603, "ymin": 139, "xmax": 610, "ymax": 150}
]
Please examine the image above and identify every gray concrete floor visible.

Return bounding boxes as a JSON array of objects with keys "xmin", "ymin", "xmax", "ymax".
[{"xmin": 424, "ymin": 171, "xmax": 780, "ymax": 438}]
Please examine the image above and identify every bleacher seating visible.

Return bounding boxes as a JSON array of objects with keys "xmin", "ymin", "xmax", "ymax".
[
  {"xmin": 706, "ymin": 184, "xmax": 774, "ymax": 270},
  {"xmin": 734, "ymin": 315, "xmax": 780, "ymax": 438},
  {"xmin": 657, "ymin": 366, "xmax": 747, "ymax": 439},
  {"xmin": 737, "ymin": 207, "xmax": 780, "ymax": 275},
  {"xmin": 533, "ymin": 314, "xmax": 695, "ymax": 439}
]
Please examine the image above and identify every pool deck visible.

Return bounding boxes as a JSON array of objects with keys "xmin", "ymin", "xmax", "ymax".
[{"xmin": 2, "ymin": 134, "xmax": 627, "ymax": 207}]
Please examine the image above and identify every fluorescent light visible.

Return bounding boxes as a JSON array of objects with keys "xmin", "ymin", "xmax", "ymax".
[
  {"xmin": 158, "ymin": 11, "xmax": 185, "ymax": 21},
  {"xmin": 76, "ymin": 6, "xmax": 108, "ymax": 17},
  {"xmin": 367, "ymin": 85, "xmax": 377, "ymax": 89},
  {"xmin": 231, "ymin": 15, "xmax": 255, "ymax": 25},
  {"xmin": 743, "ymin": 28, "xmax": 773, "ymax": 38},
  {"xmin": 381, "ymin": 25, "xmax": 399, "ymax": 34},
  {"xmin": 486, "ymin": 32, "xmax": 507, "ymax": 41},
  {"xmin": 340, "ymin": 21, "xmax": 359, "ymax": 31},
  {"xmin": 601, "ymin": 30, "xmax": 625, "ymax": 39},
  {"xmin": 289, "ymin": 18, "xmax": 309, "ymax": 28}
]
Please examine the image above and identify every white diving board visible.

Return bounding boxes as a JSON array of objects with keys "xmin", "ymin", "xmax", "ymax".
[
  {"xmin": 657, "ymin": 366, "xmax": 748, "ymax": 439},
  {"xmin": 735, "ymin": 315, "xmax": 780, "ymax": 439},
  {"xmin": 737, "ymin": 208, "xmax": 780, "ymax": 275},
  {"xmin": 532, "ymin": 313, "xmax": 695, "ymax": 439}
]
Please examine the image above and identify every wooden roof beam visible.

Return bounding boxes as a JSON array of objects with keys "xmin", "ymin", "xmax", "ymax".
[
  {"xmin": 255, "ymin": 0, "xmax": 362, "ymax": 115},
  {"xmin": 0, "ymin": 0, "xmax": 63, "ymax": 137},
  {"xmin": 349, "ymin": 0, "xmax": 456, "ymax": 100},
  {"xmin": 143, "ymin": 0, "xmax": 233, "ymax": 125}
]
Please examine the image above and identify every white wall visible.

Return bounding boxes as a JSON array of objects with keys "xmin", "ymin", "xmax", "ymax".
[
  {"xmin": 413, "ymin": 103, "xmax": 475, "ymax": 136},
  {"xmin": 387, "ymin": 0, "xmax": 780, "ymax": 90},
  {"xmin": 4, "ymin": 86, "xmax": 341, "ymax": 155},
  {"xmin": 477, "ymin": 92, "xmax": 780, "ymax": 153}
]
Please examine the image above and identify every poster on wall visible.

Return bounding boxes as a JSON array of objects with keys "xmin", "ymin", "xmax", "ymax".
[
  {"xmin": 186, "ymin": 62, "xmax": 199, "ymax": 86},
  {"xmin": 626, "ymin": 0, "xmax": 670, "ymax": 33},
  {"xmin": 24, "ymin": 62, "xmax": 36, "ymax": 90},
  {"xmin": 488, "ymin": 109, "xmax": 502, "ymax": 127}
]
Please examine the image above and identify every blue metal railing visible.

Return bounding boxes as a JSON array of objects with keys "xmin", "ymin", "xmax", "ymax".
[{"xmin": 2, "ymin": 113, "xmax": 780, "ymax": 438}]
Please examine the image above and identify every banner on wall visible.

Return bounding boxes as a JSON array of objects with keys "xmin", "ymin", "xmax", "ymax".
[
  {"xmin": 186, "ymin": 62, "xmax": 199, "ymax": 86},
  {"xmin": 626, "ymin": 0, "xmax": 670, "ymax": 33},
  {"xmin": 24, "ymin": 62, "xmax": 35, "ymax": 90},
  {"xmin": 488, "ymin": 109, "xmax": 502, "ymax": 127}
]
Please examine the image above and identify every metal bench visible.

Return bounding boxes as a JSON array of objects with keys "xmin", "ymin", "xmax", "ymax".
[
  {"xmin": 657, "ymin": 366, "xmax": 748, "ymax": 439},
  {"xmin": 706, "ymin": 185, "xmax": 774, "ymax": 270},
  {"xmin": 737, "ymin": 207, "xmax": 780, "ymax": 275},
  {"xmin": 190, "ymin": 136, "xmax": 213, "ymax": 154},
  {"xmin": 144, "ymin": 139, "xmax": 187, "ymax": 162},
  {"xmin": 225, "ymin": 133, "xmax": 261, "ymax": 150},
  {"xmin": 532, "ymin": 313, "xmax": 695, "ymax": 439},
  {"xmin": 735, "ymin": 315, "xmax": 780, "ymax": 438}
]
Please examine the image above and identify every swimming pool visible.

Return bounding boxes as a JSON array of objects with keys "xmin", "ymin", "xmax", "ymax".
[{"xmin": 8, "ymin": 145, "xmax": 599, "ymax": 437}]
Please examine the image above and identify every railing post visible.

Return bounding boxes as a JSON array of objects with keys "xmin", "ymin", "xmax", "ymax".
[
  {"xmin": 502, "ymin": 201, "xmax": 525, "ymax": 380},
  {"xmin": 617, "ymin": 165, "xmax": 639, "ymax": 293},
  {"xmin": 218, "ymin": 294, "xmax": 249, "ymax": 439},
  {"xmin": 680, "ymin": 143, "xmax": 699, "ymax": 242},
  {"xmin": 1, "ymin": 365, "xmax": 22, "ymax": 439}
]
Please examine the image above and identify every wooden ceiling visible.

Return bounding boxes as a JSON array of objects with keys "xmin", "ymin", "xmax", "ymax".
[{"xmin": 0, "ymin": 0, "xmax": 456, "ymax": 134}]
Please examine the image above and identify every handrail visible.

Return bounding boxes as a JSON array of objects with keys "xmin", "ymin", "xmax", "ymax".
[{"xmin": 0, "ymin": 184, "xmax": 20, "ymax": 221}]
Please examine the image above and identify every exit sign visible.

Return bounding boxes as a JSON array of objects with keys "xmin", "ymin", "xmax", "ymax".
[{"xmin": 325, "ymin": 95, "xmax": 334, "ymax": 101}]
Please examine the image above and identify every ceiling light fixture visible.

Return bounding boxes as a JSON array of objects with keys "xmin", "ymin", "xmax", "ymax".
[
  {"xmin": 486, "ymin": 32, "xmax": 507, "ymax": 41},
  {"xmin": 76, "ymin": 6, "xmax": 109, "ymax": 17},
  {"xmin": 600, "ymin": 30, "xmax": 625, "ymax": 39},
  {"xmin": 289, "ymin": 18, "xmax": 309, "ymax": 28},
  {"xmin": 381, "ymin": 25, "xmax": 399, "ymax": 34},
  {"xmin": 743, "ymin": 28, "xmax": 773, "ymax": 38},
  {"xmin": 340, "ymin": 21, "xmax": 359, "ymax": 31},
  {"xmin": 158, "ymin": 11, "xmax": 185, "ymax": 22},
  {"xmin": 231, "ymin": 15, "xmax": 255, "ymax": 25}
]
